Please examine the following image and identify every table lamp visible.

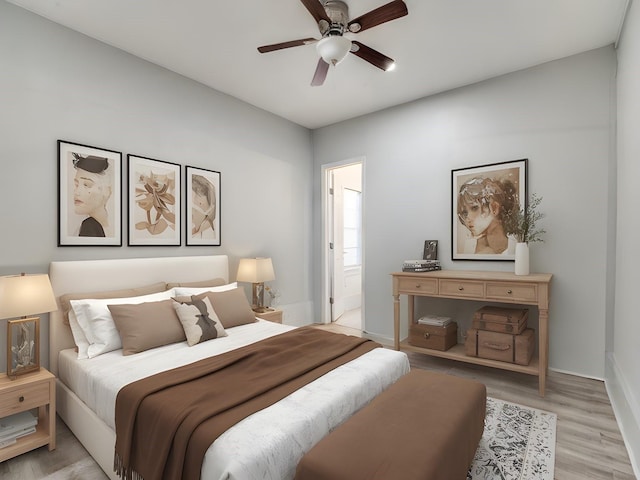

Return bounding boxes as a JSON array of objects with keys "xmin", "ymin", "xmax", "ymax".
[
  {"xmin": 0, "ymin": 273, "xmax": 57, "ymax": 378},
  {"xmin": 236, "ymin": 258, "xmax": 275, "ymax": 313}
]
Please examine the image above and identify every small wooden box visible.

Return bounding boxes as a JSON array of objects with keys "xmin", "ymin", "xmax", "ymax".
[
  {"xmin": 472, "ymin": 306, "xmax": 528, "ymax": 334},
  {"xmin": 465, "ymin": 328, "xmax": 535, "ymax": 365},
  {"xmin": 409, "ymin": 322, "xmax": 457, "ymax": 351}
]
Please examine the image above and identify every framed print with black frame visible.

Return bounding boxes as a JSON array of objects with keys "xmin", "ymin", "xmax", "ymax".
[
  {"xmin": 58, "ymin": 140, "xmax": 122, "ymax": 246},
  {"xmin": 452, "ymin": 159, "xmax": 527, "ymax": 261},
  {"xmin": 185, "ymin": 166, "xmax": 221, "ymax": 246},
  {"xmin": 128, "ymin": 155, "xmax": 181, "ymax": 246},
  {"xmin": 7, "ymin": 317, "xmax": 40, "ymax": 379}
]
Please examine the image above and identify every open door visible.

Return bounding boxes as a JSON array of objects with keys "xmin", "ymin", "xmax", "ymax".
[{"xmin": 325, "ymin": 161, "xmax": 363, "ymax": 327}]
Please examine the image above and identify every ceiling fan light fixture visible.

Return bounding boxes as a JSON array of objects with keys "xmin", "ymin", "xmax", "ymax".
[{"xmin": 316, "ymin": 35, "xmax": 352, "ymax": 66}]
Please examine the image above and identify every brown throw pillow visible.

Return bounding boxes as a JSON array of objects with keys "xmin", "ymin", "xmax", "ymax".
[
  {"xmin": 173, "ymin": 297, "xmax": 227, "ymax": 346},
  {"xmin": 60, "ymin": 282, "xmax": 168, "ymax": 326},
  {"xmin": 108, "ymin": 299, "xmax": 186, "ymax": 355},
  {"xmin": 195, "ymin": 287, "xmax": 256, "ymax": 329},
  {"xmin": 166, "ymin": 278, "xmax": 226, "ymax": 289}
]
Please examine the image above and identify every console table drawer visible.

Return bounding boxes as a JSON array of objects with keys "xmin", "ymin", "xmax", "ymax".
[
  {"xmin": 397, "ymin": 277, "xmax": 438, "ymax": 295},
  {"xmin": 486, "ymin": 282, "xmax": 538, "ymax": 302},
  {"xmin": 439, "ymin": 279, "xmax": 484, "ymax": 298}
]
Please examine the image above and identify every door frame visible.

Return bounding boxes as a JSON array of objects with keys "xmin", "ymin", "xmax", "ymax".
[{"xmin": 321, "ymin": 157, "xmax": 365, "ymax": 325}]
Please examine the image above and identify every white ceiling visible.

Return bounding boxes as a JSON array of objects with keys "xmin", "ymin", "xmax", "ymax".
[{"xmin": 7, "ymin": 0, "xmax": 629, "ymax": 129}]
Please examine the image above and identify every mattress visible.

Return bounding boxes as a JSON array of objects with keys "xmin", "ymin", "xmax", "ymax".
[{"xmin": 58, "ymin": 320, "xmax": 410, "ymax": 480}]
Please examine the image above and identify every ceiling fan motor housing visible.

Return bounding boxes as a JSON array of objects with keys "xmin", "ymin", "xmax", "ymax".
[{"xmin": 320, "ymin": 0, "xmax": 349, "ymax": 36}]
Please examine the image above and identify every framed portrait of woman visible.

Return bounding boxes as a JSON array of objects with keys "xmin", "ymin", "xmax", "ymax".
[
  {"xmin": 185, "ymin": 166, "xmax": 221, "ymax": 246},
  {"xmin": 127, "ymin": 155, "xmax": 181, "ymax": 246},
  {"xmin": 58, "ymin": 140, "xmax": 122, "ymax": 246},
  {"xmin": 451, "ymin": 159, "xmax": 527, "ymax": 261}
]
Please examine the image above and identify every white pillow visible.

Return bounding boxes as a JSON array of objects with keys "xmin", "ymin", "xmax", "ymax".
[
  {"xmin": 173, "ymin": 282, "xmax": 238, "ymax": 297},
  {"xmin": 68, "ymin": 309, "xmax": 90, "ymax": 359},
  {"xmin": 70, "ymin": 289, "xmax": 176, "ymax": 358}
]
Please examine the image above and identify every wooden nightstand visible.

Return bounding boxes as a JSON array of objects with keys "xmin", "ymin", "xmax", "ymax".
[
  {"xmin": 0, "ymin": 368, "xmax": 56, "ymax": 462},
  {"xmin": 256, "ymin": 309, "xmax": 283, "ymax": 323}
]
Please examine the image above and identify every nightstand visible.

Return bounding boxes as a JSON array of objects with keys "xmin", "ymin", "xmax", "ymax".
[
  {"xmin": 0, "ymin": 368, "xmax": 56, "ymax": 462},
  {"xmin": 256, "ymin": 309, "xmax": 283, "ymax": 324}
]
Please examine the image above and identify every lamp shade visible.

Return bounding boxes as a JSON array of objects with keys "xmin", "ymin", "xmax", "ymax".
[
  {"xmin": 236, "ymin": 258, "xmax": 275, "ymax": 283},
  {"xmin": 316, "ymin": 36, "xmax": 352, "ymax": 66},
  {"xmin": 0, "ymin": 273, "xmax": 57, "ymax": 320}
]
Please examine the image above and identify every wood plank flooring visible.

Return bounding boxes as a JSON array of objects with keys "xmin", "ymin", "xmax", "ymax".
[{"xmin": 1, "ymin": 322, "xmax": 636, "ymax": 479}]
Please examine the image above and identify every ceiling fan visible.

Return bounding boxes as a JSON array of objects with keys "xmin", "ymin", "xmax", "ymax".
[{"xmin": 257, "ymin": 0, "xmax": 408, "ymax": 86}]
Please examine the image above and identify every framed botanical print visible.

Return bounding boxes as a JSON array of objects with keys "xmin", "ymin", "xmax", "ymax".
[
  {"xmin": 58, "ymin": 140, "xmax": 122, "ymax": 246},
  {"xmin": 452, "ymin": 159, "xmax": 527, "ymax": 261},
  {"xmin": 185, "ymin": 166, "xmax": 221, "ymax": 246},
  {"xmin": 7, "ymin": 317, "xmax": 40, "ymax": 378},
  {"xmin": 128, "ymin": 155, "xmax": 181, "ymax": 246}
]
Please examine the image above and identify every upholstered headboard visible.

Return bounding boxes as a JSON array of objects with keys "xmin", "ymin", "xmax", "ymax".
[{"xmin": 48, "ymin": 255, "xmax": 229, "ymax": 375}]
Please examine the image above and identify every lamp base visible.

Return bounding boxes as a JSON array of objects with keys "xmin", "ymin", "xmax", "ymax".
[{"xmin": 252, "ymin": 306, "xmax": 274, "ymax": 314}]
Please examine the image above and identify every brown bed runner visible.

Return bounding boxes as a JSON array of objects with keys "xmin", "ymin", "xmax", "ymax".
[
  {"xmin": 114, "ymin": 326, "xmax": 380, "ymax": 480},
  {"xmin": 294, "ymin": 369, "xmax": 486, "ymax": 480}
]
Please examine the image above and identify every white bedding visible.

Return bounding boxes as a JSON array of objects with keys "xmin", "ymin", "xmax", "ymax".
[{"xmin": 58, "ymin": 320, "xmax": 410, "ymax": 480}]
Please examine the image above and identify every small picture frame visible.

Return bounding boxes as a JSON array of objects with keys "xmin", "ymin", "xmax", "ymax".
[
  {"xmin": 185, "ymin": 166, "xmax": 221, "ymax": 246},
  {"xmin": 58, "ymin": 140, "xmax": 122, "ymax": 246},
  {"xmin": 423, "ymin": 240, "xmax": 438, "ymax": 261},
  {"xmin": 128, "ymin": 155, "xmax": 181, "ymax": 246},
  {"xmin": 7, "ymin": 317, "xmax": 40, "ymax": 379}
]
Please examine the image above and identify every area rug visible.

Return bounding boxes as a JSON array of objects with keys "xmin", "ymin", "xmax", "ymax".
[{"xmin": 468, "ymin": 397, "xmax": 557, "ymax": 480}]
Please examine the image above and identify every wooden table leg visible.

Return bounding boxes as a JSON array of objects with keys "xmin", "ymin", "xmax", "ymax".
[
  {"xmin": 393, "ymin": 294, "xmax": 400, "ymax": 350},
  {"xmin": 538, "ymin": 308, "xmax": 549, "ymax": 396}
]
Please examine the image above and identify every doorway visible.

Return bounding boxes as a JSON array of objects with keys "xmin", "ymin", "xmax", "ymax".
[{"xmin": 323, "ymin": 160, "xmax": 363, "ymax": 330}]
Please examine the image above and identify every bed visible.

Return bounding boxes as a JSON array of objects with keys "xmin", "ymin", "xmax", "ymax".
[{"xmin": 48, "ymin": 255, "xmax": 410, "ymax": 480}]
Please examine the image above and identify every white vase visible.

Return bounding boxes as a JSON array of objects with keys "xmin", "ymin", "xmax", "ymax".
[{"xmin": 515, "ymin": 242, "xmax": 530, "ymax": 276}]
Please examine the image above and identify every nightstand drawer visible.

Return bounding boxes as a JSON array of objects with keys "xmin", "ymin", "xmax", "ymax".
[
  {"xmin": 397, "ymin": 277, "xmax": 438, "ymax": 295},
  {"xmin": 257, "ymin": 309, "xmax": 283, "ymax": 323},
  {"xmin": 486, "ymin": 282, "xmax": 538, "ymax": 302},
  {"xmin": 439, "ymin": 279, "xmax": 484, "ymax": 298},
  {"xmin": 0, "ymin": 381, "xmax": 49, "ymax": 417}
]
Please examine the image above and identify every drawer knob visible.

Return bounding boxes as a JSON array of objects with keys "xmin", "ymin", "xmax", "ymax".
[
  {"xmin": 423, "ymin": 332, "xmax": 431, "ymax": 339},
  {"xmin": 415, "ymin": 284, "xmax": 421, "ymax": 288},
  {"xmin": 19, "ymin": 395, "xmax": 24, "ymax": 402},
  {"xmin": 507, "ymin": 289, "xmax": 513, "ymax": 294},
  {"xmin": 458, "ymin": 286, "xmax": 464, "ymax": 291}
]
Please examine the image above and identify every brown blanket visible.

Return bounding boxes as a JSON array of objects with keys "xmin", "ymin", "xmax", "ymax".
[{"xmin": 114, "ymin": 327, "xmax": 380, "ymax": 480}]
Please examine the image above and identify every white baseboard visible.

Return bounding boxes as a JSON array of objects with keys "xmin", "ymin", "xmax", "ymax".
[{"xmin": 605, "ymin": 353, "xmax": 640, "ymax": 478}]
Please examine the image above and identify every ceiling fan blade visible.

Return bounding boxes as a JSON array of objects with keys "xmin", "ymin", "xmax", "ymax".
[
  {"xmin": 300, "ymin": 0, "xmax": 331, "ymax": 24},
  {"xmin": 348, "ymin": 0, "xmax": 408, "ymax": 33},
  {"xmin": 350, "ymin": 41, "xmax": 395, "ymax": 71},
  {"xmin": 311, "ymin": 58, "xmax": 330, "ymax": 86},
  {"xmin": 258, "ymin": 38, "xmax": 317, "ymax": 53}
]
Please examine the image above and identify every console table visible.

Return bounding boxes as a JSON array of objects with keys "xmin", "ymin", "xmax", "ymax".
[{"xmin": 392, "ymin": 270, "xmax": 552, "ymax": 396}]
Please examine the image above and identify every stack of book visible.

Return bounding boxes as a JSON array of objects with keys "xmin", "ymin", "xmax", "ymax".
[
  {"xmin": 0, "ymin": 411, "xmax": 37, "ymax": 449},
  {"xmin": 417, "ymin": 315, "xmax": 452, "ymax": 327},
  {"xmin": 402, "ymin": 259, "xmax": 441, "ymax": 272}
]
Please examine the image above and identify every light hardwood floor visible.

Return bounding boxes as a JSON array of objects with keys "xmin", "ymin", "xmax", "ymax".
[{"xmin": 1, "ymin": 322, "xmax": 636, "ymax": 480}]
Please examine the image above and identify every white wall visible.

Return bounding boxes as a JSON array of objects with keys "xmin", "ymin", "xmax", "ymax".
[
  {"xmin": 0, "ymin": 1, "xmax": 314, "ymax": 371},
  {"xmin": 610, "ymin": 0, "xmax": 640, "ymax": 472},
  {"xmin": 313, "ymin": 47, "xmax": 617, "ymax": 380}
]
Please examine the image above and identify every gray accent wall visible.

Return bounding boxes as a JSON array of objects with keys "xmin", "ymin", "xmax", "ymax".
[
  {"xmin": 0, "ymin": 1, "xmax": 315, "ymax": 372},
  {"xmin": 313, "ymin": 46, "xmax": 617, "ymax": 379}
]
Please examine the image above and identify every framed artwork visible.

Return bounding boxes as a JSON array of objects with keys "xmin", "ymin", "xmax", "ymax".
[
  {"xmin": 423, "ymin": 240, "xmax": 438, "ymax": 261},
  {"xmin": 7, "ymin": 317, "xmax": 40, "ymax": 379},
  {"xmin": 128, "ymin": 155, "xmax": 181, "ymax": 246},
  {"xmin": 452, "ymin": 159, "xmax": 527, "ymax": 261},
  {"xmin": 58, "ymin": 140, "xmax": 122, "ymax": 246},
  {"xmin": 185, "ymin": 166, "xmax": 221, "ymax": 246}
]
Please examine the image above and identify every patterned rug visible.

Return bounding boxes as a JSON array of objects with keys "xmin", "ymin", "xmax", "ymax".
[{"xmin": 468, "ymin": 397, "xmax": 557, "ymax": 480}]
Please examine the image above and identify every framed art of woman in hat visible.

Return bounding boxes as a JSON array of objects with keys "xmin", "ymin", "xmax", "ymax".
[{"xmin": 58, "ymin": 140, "xmax": 122, "ymax": 246}]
